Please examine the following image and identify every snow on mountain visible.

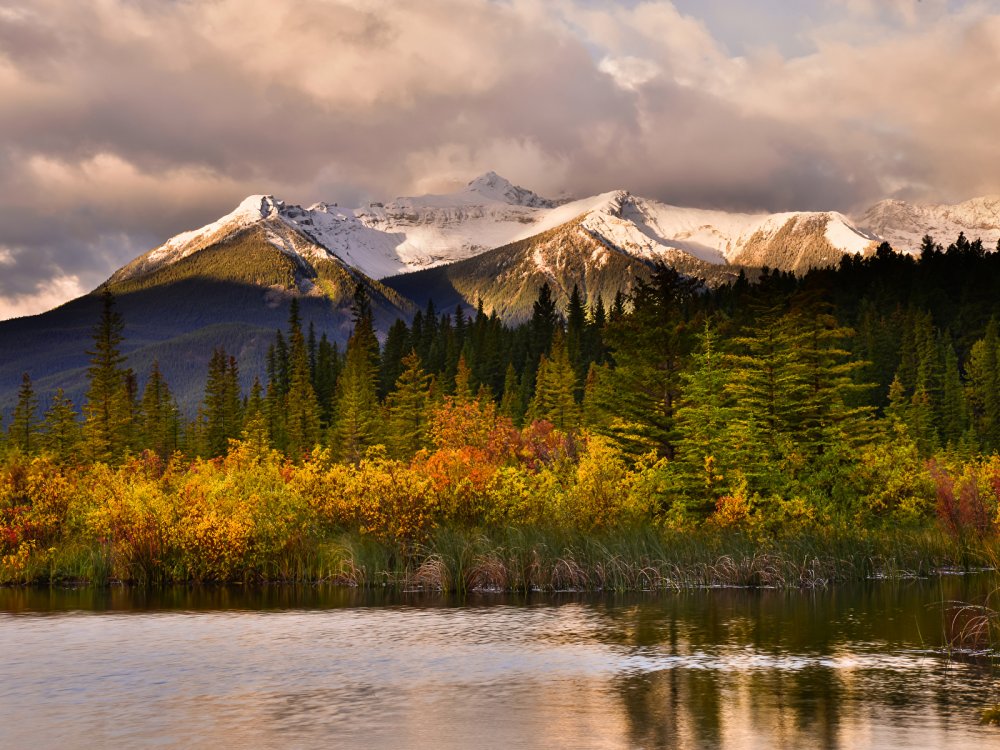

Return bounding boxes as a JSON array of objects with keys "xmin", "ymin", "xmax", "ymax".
[
  {"xmin": 858, "ymin": 196, "xmax": 1000, "ymax": 253},
  {"xmin": 115, "ymin": 172, "xmax": 893, "ymax": 288}
]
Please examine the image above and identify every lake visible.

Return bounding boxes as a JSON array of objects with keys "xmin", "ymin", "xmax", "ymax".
[{"xmin": 2, "ymin": 579, "xmax": 999, "ymax": 749}]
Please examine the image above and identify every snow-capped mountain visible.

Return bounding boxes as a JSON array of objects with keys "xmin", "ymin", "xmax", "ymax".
[
  {"xmin": 858, "ymin": 196, "xmax": 1000, "ymax": 253},
  {"xmin": 113, "ymin": 172, "xmax": 883, "ymax": 291}
]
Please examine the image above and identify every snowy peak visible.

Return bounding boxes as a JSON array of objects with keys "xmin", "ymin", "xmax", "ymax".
[
  {"xmin": 112, "ymin": 174, "xmax": 1000, "ymax": 297},
  {"xmin": 464, "ymin": 171, "xmax": 556, "ymax": 208},
  {"xmin": 857, "ymin": 196, "xmax": 1000, "ymax": 253},
  {"xmin": 235, "ymin": 194, "xmax": 284, "ymax": 220}
]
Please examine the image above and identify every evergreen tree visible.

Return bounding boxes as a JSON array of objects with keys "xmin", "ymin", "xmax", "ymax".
[
  {"xmin": 9, "ymin": 372, "xmax": 39, "ymax": 454},
  {"xmin": 203, "ymin": 348, "xmax": 242, "ymax": 456},
  {"xmin": 385, "ymin": 351, "xmax": 432, "ymax": 459},
  {"xmin": 379, "ymin": 319, "xmax": 411, "ymax": 400},
  {"xmin": 138, "ymin": 361, "xmax": 180, "ymax": 459},
  {"xmin": 313, "ymin": 334, "xmax": 340, "ymax": 428},
  {"xmin": 672, "ymin": 323, "xmax": 736, "ymax": 514},
  {"xmin": 453, "ymin": 354, "xmax": 474, "ymax": 403},
  {"xmin": 967, "ymin": 320, "xmax": 1000, "ymax": 450},
  {"xmin": 566, "ymin": 284, "xmax": 587, "ymax": 389},
  {"xmin": 594, "ymin": 265, "xmax": 698, "ymax": 458},
  {"xmin": 40, "ymin": 388, "xmax": 81, "ymax": 460},
  {"xmin": 939, "ymin": 337, "xmax": 968, "ymax": 446},
  {"xmin": 726, "ymin": 293, "xmax": 809, "ymax": 460},
  {"xmin": 331, "ymin": 285, "xmax": 382, "ymax": 461},
  {"xmin": 285, "ymin": 307, "xmax": 322, "ymax": 459},
  {"xmin": 528, "ymin": 330, "xmax": 580, "ymax": 432},
  {"xmin": 241, "ymin": 377, "xmax": 271, "ymax": 457},
  {"xmin": 499, "ymin": 363, "xmax": 522, "ymax": 422},
  {"xmin": 83, "ymin": 289, "xmax": 132, "ymax": 462}
]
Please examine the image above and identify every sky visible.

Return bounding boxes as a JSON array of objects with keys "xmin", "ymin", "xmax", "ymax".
[{"xmin": 1, "ymin": 0, "xmax": 998, "ymax": 319}]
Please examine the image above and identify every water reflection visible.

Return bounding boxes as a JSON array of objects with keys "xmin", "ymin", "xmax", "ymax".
[{"xmin": 1, "ymin": 579, "xmax": 999, "ymax": 749}]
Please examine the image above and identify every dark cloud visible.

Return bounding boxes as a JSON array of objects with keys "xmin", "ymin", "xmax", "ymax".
[{"xmin": 0, "ymin": 0, "xmax": 998, "ymax": 317}]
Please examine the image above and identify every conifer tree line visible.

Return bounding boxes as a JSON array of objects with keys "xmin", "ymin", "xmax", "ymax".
[{"xmin": 6, "ymin": 232, "xmax": 1000, "ymax": 516}]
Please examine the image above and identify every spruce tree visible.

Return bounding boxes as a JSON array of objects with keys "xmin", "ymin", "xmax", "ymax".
[
  {"xmin": 939, "ymin": 337, "xmax": 968, "ymax": 446},
  {"xmin": 9, "ymin": 372, "xmax": 39, "ymax": 454},
  {"xmin": 967, "ymin": 320, "xmax": 1000, "ymax": 450},
  {"xmin": 331, "ymin": 285, "xmax": 382, "ymax": 462},
  {"xmin": 285, "ymin": 308, "xmax": 322, "ymax": 459},
  {"xmin": 40, "ymin": 388, "xmax": 81, "ymax": 460},
  {"xmin": 528, "ymin": 330, "xmax": 580, "ymax": 432},
  {"xmin": 241, "ymin": 378, "xmax": 271, "ymax": 457},
  {"xmin": 138, "ymin": 361, "xmax": 180, "ymax": 460},
  {"xmin": 453, "ymin": 354, "xmax": 474, "ymax": 403},
  {"xmin": 385, "ymin": 351, "xmax": 432, "ymax": 459},
  {"xmin": 203, "ymin": 348, "xmax": 242, "ymax": 456},
  {"xmin": 672, "ymin": 323, "xmax": 736, "ymax": 514},
  {"xmin": 83, "ymin": 289, "xmax": 132, "ymax": 462},
  {"xmin": 499, "ymin": 363, "xmax": 522, "ymax": 422},
  {"xmin": 594, "ymin": 265, "xmax": 698, "ymax": 458},
  {"xmin": 566, "ymin": 284, "xmax": 587, "ymax": 389}
]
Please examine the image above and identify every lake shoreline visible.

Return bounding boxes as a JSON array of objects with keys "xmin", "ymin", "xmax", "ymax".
[{"xmin": 4, "ymin": 525, "xmax": 997, "ymax": 593}]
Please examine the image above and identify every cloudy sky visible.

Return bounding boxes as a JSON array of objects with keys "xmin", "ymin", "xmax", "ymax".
[{"xmin": 1, "ymin": 0, "xmax": 998, "ymax": 319}]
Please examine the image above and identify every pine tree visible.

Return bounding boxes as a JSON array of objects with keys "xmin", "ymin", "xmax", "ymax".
[
  {"xmin": 313, "ymin": 334, "xmax": 340, "ymax": 428},
  {"xmin": 379, "ymin": 319, "xmax": 411, "ymax": 400},
  {"xmin": 566, "ymin": 284, "xmax": 587, "ymax": 389},
  {"xmin": 241, "ymin": 378, "xmax": 271, "ymax": 458},
  {"xmin": 138, "ymin": 361, "xmax": 180, "ymax": 459},
  {"xmin": 331, "ymin": 285, "xmax": 382, "ymax": 462},
  {"xmin": 9, "ymin": 372, "xmax": 39, "ymax": 454},
  {"xmin": 385, "ymin": 351, "xmax": 432, "ymax": 459},
  {"xmin": 453, "ymin": 354, "xmax": 474, "ymax": 403},
  {"xmin": 726, "ymin": 294, "xmax": 809, "ymax": 459},
  {"xmin": 790, "ymin": 294, "xmax": 873, "ymax": 455},
  {"xmin": 671, "ymin": 323, "xmax": 736, "ymax": 513},
  {"xmin": 939, "ymin": 337, "xmax": 968, "ymax": 446},
  {"xmin": 528, "ymin": 330, "xmax": 580, "ymax": 432},
  {"xmin": 83, "ymin": 289, "xmax": 132, "ymax": 462},
  {"xmin": 499, "ymin": 363, "xmax": 522, "ymax": 422},
  {"xmin": 594, "ymin": 265, "xmax": 698, "ymax": 458},
  {"xmin": 40, "ymin": 388, "xmax": 81, "ymax": 460},
  {"xmin": 285, "ymin": 307, "xmax": 322, "ymax": 459},
  {"xmin": 967, "ymin": 320, "xmax": 1000, "ymax": 450},
  {"xmin": 203, "ymin": 348, "xmax": 242, "ymax": 456}
]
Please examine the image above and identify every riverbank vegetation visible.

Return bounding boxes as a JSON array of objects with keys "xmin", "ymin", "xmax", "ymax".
[{"xmin": 5, "ymin": 233, "xmax": 1000, "ymax": 588}]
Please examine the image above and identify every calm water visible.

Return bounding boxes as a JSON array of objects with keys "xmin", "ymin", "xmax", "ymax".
[{"xmin": 2, "ymin": 580, "xmax": 1000, "ymax": 749}]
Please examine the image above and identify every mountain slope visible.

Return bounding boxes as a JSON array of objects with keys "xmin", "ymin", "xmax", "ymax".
[{"xmin": 382, "ymin": 215, "xmax": 743, "ymax": 323}]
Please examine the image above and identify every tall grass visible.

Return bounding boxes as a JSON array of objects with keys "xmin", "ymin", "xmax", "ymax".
[{"xmin": 5, "ymin": 523, "xmax": 983, "ymax": 591}]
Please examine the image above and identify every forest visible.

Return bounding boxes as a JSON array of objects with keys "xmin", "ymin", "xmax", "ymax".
[{"xmin": 4, "ymin": 232, "xmax": 1000, "ymax": 588}]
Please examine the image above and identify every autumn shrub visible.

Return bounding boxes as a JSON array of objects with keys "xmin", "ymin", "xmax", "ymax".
[
  {"xmin": 854, "ymin": 426, "xmax": 935, "ymax": 522},
  {"xmin": 350, "ymin": 448, "xmax": 438, "ymax": 550},
  {"xmin": 931, "ymin": 456, "xmax": 1000, "ymax": 540},
  {"xmin": 73, "ymin": 463, "xmax": 174, "ymax": 582},
  {"xmin": 558, "ymin": 435, "xmax": 645, "ymax": 530},
  {"xmin": 284, "ymin": 448, "xmax": 354, "ymax": 531}
]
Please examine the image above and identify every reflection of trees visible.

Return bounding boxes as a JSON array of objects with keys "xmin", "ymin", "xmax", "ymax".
[{"xmin": 576, "ymin": 578, "xmax": 997, "ymax": 749}]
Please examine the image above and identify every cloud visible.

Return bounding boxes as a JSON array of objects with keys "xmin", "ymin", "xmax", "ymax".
[
  {"xmin": 0, "ymin": 0, "xmax": 998, "ymax": 316},
  {"xmin": 0, "ymin": 274, "xmax": 85, "ymax": 320}
]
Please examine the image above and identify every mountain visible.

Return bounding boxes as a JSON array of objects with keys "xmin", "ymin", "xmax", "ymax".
[
  {"xmin": 858, "ymin": 196, "xmax": 1000, "ymax": 253},
  {"xmin": 0, "ymin": 197, "xmax": 414, "ymax": 416},
  {"xmin": 5, "ymin": 171, "xmax": 1000, "ymax": 418},
  {"xmin": 113, "ymin": 173, "xmax": 879, "ymax": 288},
  {"xmin": 383, "ymin": 214, "xmax": 742, "ymax": 322}
]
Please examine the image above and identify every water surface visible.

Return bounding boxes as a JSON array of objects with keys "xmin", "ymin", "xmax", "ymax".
[{"xmin": 2, "ymin": 580, "xmax": 999, "ymax": 749}]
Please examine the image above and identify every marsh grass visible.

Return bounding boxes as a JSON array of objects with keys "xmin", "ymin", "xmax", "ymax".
[{"xmin": 2, "ymin": 522, "xmax": 991, "ymax": 592}]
